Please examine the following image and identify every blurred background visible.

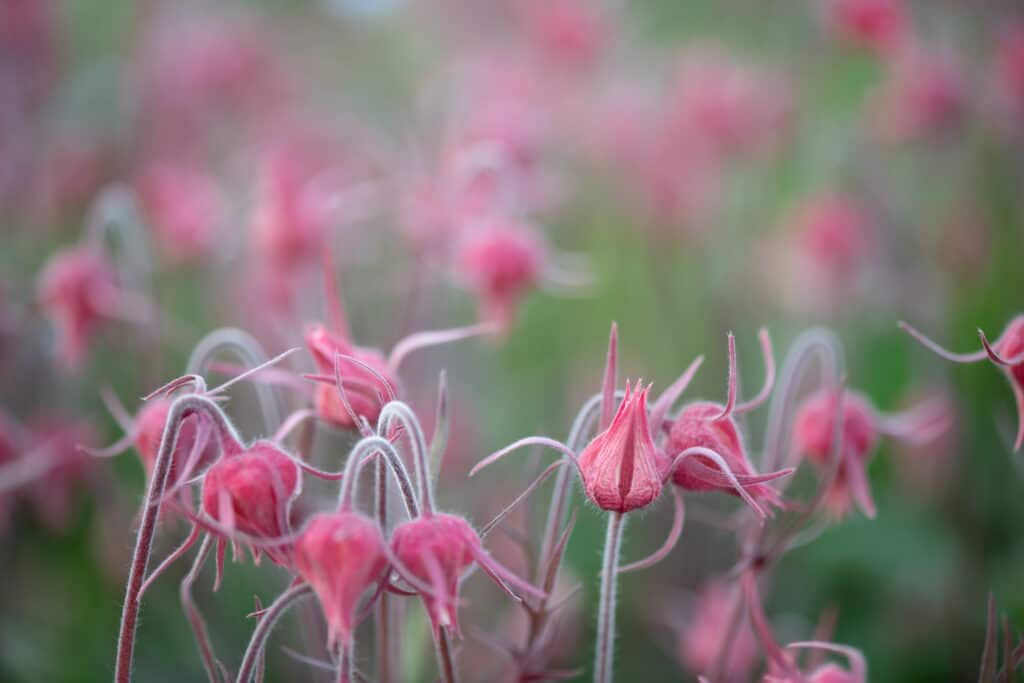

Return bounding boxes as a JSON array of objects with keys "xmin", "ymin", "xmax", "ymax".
[{"xmin": 1, "ymin": 0, "xmax": 1023, "ymax": 681}]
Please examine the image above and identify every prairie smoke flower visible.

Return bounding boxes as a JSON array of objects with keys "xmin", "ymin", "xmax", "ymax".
[
  {"xmin": 37, "ymin": 245, "xmax": 121, "ymax": 369},
  {"xmin": 137, "ymin": 159, "xmax": 223, "ymax": 264},
  {"xmin": 901, "ymin": 316, "xmax": 1024, "ymax": 451},
  {"xmin": 200, "ymin": 439, "xmax": 300, "ymax": 566},
  {"xmin": 823, "ymin": 0, "xmax": 908, "ymax": 57},
  {"xmin": 293, "ymin": 511, "xmax": 387, "ymax": 649},
  {"xmin": 793, "ymin": 386, "xmax": 950, "ymax": 518},
  {"xmin": 678, "ymin": 581, "xmax": 758, "ymax": 681},
  {"xmin": 24, "ymin": 419, "xmax": 95, "ymax": 533},
  {"xmin": 515, "ymin": 0, "xmax": 611, "ymax": 70},
  {"xmin": 668, "ymin": 331, "xmax": 790, "ymax": 513},
  {"xmin": 577, "ymin": 380, "xmax": 665, "ymax": 513},
  {"xmin": 871, "ymin": 47, "xmax": 966, "ymax": 144},
  {"xmin": 457, "ymin": 218, "xmax": 547, "ymax": 331}
]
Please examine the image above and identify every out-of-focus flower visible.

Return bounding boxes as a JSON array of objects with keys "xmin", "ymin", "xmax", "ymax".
[
  {"xmin": 514, "ymin": 0, "xmax": 611, "ymax": 71},
  {"xmin": 765, "ymin": 641, "xmax": 867, "ymax": 683},
  {"xmin": 823, "ymin": 0, "xmax": 909, "ymax": 57},
  {"xmin": 24, "ymin": 418, "xmax": 95, "ymax": 533},
  {"xmin": 457, "ymin": 218, "xmax": 547, "ymax": 331},
  {"xmin": 992, "ymin": 23, "xmax": 1024, "ymax": 128},
  {"xmin": 666, "ymin": 47, "xmax": 792, "ymax": 161},
  {"xmin": 677, "ymin": 581, "xmax": 758, "ymax": 681},
  {"xmin": 137, "ymin": 159, "xmax": 224, "ymax": 264},
  {"xmin": 36, "ymin": 245, "xmax": 121, "ymax": 369},
  {"xmin": 871, "ymin": 47, "xmax": 967, "ymax": 144},
  {"xmin": 793, "ymin": 387, "xmax": 949, "ymax": 518},
  {"xmin": 32, "ymin": 131, "xmax": 106, "ymax": 217},
  {"xmin": 0, "ymin": 0, "xmax": 58, "ymax": 107}
]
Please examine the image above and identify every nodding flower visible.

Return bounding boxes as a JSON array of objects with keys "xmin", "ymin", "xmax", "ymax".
[
  {"xmin": 668, "ymin": 331, "xmax": 791, "ymax": 512},
  {"xmin": 370, "ymin": 397, "xmax": 546, "ymax": 641},
  {"xmin": 764, "ymin": 641, "xmax": 867, "ymax": 683},
  {"xmin": 900, "ymin": 316, "xmax": 1024, "ymax": 450},
  {"xmin": 200, "ymin": 439, "xmax": 300, "ymax": 567},
  {"xmin": 131, "ymin": 398, "xmax": 220, "ymax": 479},
  {"xmin": 304, "ymin": 253, "xmax": 493, "ymax": 430},
  {"xmin": 793, "ymin": 386, "xmax": 950, "ymax": 519},
  {"xmin": 37, "ymin": 244, "xmax": 121, "ymax": 369},
  {"xmin": 293, "ymin": 510, "xmax": 387, "ymax": 650},
  {"xmin": 457, "ymin": 218, "xmax": 547, "ymax": 332}
]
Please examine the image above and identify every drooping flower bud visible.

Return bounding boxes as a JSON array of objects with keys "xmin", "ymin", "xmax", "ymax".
[
  {"xmin": 305, "ymin": 324, "xmax": 398, "ymax": 429},
  {"xmin": 458, "ymin": 219, "xmax": 546, "ymax": 331},
  {"xmin": 793, "ymin": 389, "xmax": 879, "ymax": 518},
  {"xmin": 201, "ymin": 440, "xmax": 300, "ymax": 565},
  {"xmin": 293, "ymin": 511, "xmax": 388, "ymax": 649},
  {"xmin": 133, "ymin": 398, "xmax": 220, "ymax": 481},
  {"xmin": 36, "ymin": 245, "xmax": 120, "ymax": 369},
  {"xmin": 669, "ymin": 401, "xmax": 786, "ymax": 508},
  {"xmin": 577, "ymin": 381, "xmax": 665, "ymax": 513},
  {"xmin": 390, "ymin": 513, "xmax": 479, "ymax": 638}
]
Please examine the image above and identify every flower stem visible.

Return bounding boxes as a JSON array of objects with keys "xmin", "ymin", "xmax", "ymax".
[
  {"xmin": 235, "ymin": 583, "xmax": 313, "ymax": 683},
  {"xmin": 114, "ymin": 395, "xmax": 229, "ymax": 683},
  {"xmin": 594, "ymin": 512, "xmax": 625, "ymax": 683},
  {"xmin": 436, "ymin": 627, "xmax": 459, "ymax": 683},
  {"xmin": 180, "ymin": 535, "xmax": 219, "ymax": 682}
]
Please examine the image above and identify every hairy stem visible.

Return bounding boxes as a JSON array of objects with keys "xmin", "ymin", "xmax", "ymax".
[
  {"xmin": 115, "ymin": 395, "xmax": 233, "ymax": 683},
  {"xmin": 436, "ymin": 627, "xmax": 458, "ymax": 683},
  {"xmin": 235, "ymin": 583, "xmax": 314, "ymax": 683},
  {"xmin": 374, "ymin": 459, "xmax": 395, "ymax": 683},
  {"xmin": 594, "ymin": 512, "xmax": 625, "ymax": 683},
  {"xmin": 181, "ymin": 535, "xmax": 219, "ymax": 683}
]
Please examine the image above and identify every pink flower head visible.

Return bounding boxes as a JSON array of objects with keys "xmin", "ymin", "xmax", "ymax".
[
  {"xmin": 390, "ymin": 513, "xmax": 480, "ymax": 638},
  {"xmin": 294, "ymin": 511, "xmax": 388, "ymax": 649},
  {"xmin": 902, "ymin": 316, "xmax": 1024, "ymax": 451},
  {"xmin": 824, "ymin": 0, "xmax": 908, "ymax": 56},
  {"xmin": 794, "ymin": 389, "xmax": 879, "ymax": 518},
  {"xmin": 457, "ymin": 218, "xmax": 547, "ymax": 331},
  {"xmin": 201, "ymin": 439, "xmax": 300, "ymax": 565},
  {"xmin": 577, "ymin": 380, "xmax": 665, "ymax": 513},
  {"xmin": 678, "ymin": 581, "xmax": 758, "ymax": 681},
  {"xmin": 517, "ymin": 0, "xmax": 611, "ymax": 70},
  {"xmin": 305, "ymin": 324, "xmax": 398, "ymax": 429},
  {"xmin": 25, "ymin": 419, "xmax": 95, "ymax": 533},
  {"xmin": 137, "ymin": 159, "xmax": 223, "ymax": 264},
  {"xmin": 37, "ymin": 245, "xmax": 120, "ymax": 369},
  {"xmin": 666, "ymin": 48, "xmax": 792, "ymax": 161},
  {"xmin": 133, "ymin": 398, "xmax": 219, "ymax": 481},
  {"xmin": 668, "ymin": 331, "xmax": 789, "ymax": 512},
  {"xmin": 871, "ymin": 47, "xmax": 966, "ymax": 144},
  {"xmin": 995, "ymin": 23, "xmax": 1024, "ymax": 124}
]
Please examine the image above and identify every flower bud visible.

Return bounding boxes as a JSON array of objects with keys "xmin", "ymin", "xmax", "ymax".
[
  {"xmin": 294, "ymin": 511, "xmax": 387, "ymax": 649},
  {"xmin": 577, "ymin": 381, "xmax": 664, "ymax": 513},
  {"xmin": 201, "ymin": 440, "xmax": 300, "ymax": 564},
  {"xmin": 305, "ymin": 325, "xmax": 398, "ymax": 428}
]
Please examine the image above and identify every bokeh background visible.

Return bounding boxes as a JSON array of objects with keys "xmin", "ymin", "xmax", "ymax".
[{"xmin": 1, "ymin": 0, "xmax": 1023, "ymax": 681}]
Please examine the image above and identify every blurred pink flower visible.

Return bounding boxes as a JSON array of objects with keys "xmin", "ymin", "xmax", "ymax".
[
  {"xmin": 678, "ymin": 581, "xmax": 758, "ymax": 681},
  {"xmin": 871, "ymin": 47, "xmax": 967, "ymax": 144},
  {"xmin": 24, "ymin": 418, "xmax": 95, "ymax": 533},
  {"xmin": 37, "ymin": 245, "xmax": 121, "ymax": 369},
  {"xmin": 515, "ymin": 0, "xmax": 611, "ymax": 70},
  {"xmin": 823, "ymin": 0, "xmax": 909, "ymax": 57},
  {"xmin": 138, "ymin": 159, "xmax": 223, "ymax": 264}
]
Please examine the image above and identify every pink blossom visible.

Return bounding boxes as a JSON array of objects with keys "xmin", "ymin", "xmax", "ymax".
[
  {"xmin": 137, "ymin": 159, "xmax": 223, "ymax": 264},
  {"xmin": 24, "ymin": 419, "xmax": 95, "ymax": 533},
  {"xmin": 823, "ymin": 0, "xmax": 909, "ymax": 57},
  {"xmin": 871, "ymin": 47, "xmax": 966, "ymax": 144},
  {"xmin": 515, "ymin": 0, "xmax": 611, "ymax": 70},
  {"xmin": 36, "ymin": 245, "xmax": 121, "ymax": 369},
  {"xmin": 293, "ymin": 511, "xmax": 387, "ymax": 649},
  {"xmin": 678, "ymin": 581, "xmax": 758, "ymax": 681}
]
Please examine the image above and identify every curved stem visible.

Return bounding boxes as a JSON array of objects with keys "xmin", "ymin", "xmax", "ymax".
[
  {"xmin": 235, "ymin": 583, "xmax": 313, "ymax": 683},
  {"xmin": 115, "ymin": 395, "xmax": 235, "ymax": 683},
  {"xmin": 377, "ymin": 401, "xmax": 434, "ymax": 514},
  {"xmin": 181, "ymin": 535, "xmax": 220, "ymax": 683},
  {"xmin": 594, "ymin": 512, "xmax": 625, "ymax": 683},
  {"xmin": 187, "ymin": 327, "xmax": 285, "ymax": 431},
  {"xmin": 337, "ymin": 436, "xmax": 420, "ymax": 518}
]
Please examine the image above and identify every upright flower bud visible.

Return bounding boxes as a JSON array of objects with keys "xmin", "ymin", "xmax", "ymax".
[
  {"xmin": 577, "ymin": 381, "xmax": 665, "ymax": 513},
  {"xmin": 201, "ymin": 440, "xmax": 300, "ymax": 565},
  {"xmin": 293, "ymin": 511, "xmax": 387, "ymax": 649}
]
